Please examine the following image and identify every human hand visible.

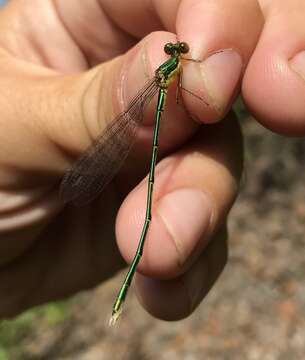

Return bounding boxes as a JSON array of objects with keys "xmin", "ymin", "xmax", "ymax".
[{"xmin": 0, "ymin": 0, "xmax": 301, "ymax": 321}]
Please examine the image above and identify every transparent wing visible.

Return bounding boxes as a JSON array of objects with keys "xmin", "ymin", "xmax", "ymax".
[{"xmin": 60, "ymin": 78, "xmax": 159, "ymax": 206}]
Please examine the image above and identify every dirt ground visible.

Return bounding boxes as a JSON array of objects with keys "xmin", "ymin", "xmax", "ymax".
[{"xmin": 5, "ymin": 115, "xmax": 305, "ymax": 359}]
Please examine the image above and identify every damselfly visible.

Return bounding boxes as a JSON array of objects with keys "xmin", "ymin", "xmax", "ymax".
[{"xmin": 60, "ymin": 41, "xmax": 206, "ymax": 325}]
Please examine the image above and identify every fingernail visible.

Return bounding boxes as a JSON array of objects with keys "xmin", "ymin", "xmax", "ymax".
[
  {"xmin": 201, "ymin": 49, "xmax": 243, "ymax": 114},
  {"xmin": 157, "ymin": 189, "xmax": 212, "ymax": 266},
  {"xmin": 290, "ymin": 51, "xmax": 305, "ymax": 81}
]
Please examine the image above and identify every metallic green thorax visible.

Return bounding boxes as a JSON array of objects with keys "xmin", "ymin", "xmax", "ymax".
[
  {"xmin": 110, "ymin": 42, "xmax": 189, "ymax": 325},
  {"xmin": 156, "ymin": 56, "xmax": 181, "ymax": 88}
]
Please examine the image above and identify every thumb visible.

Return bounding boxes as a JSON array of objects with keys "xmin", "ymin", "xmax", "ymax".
[{"xmin": 0, "ymin": 32, "xmax": 177, "ymax": 191}]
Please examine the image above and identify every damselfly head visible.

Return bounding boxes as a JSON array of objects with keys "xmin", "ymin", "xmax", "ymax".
[
  {"xmin": 164, "ymin": 41, "xmax": 190, "ymax": 56},
  {"xmin": 179, "ymin": 42, "xmax": 190, "ymax": 54},
  {"xmin": 164, "ymin": 42, "xmax": 174, "ymax": 55}
]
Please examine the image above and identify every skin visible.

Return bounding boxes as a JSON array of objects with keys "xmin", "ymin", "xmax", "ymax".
[{"xmin": 0, "ymin": 0, "xmax": 304, "ymax": 321}]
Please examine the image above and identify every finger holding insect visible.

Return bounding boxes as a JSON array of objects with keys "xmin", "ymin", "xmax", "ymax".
[{"xmin": 174, "ymin": 0, "xmax": 264, "ymax": 123}]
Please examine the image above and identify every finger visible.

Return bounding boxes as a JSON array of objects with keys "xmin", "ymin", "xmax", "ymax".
[
  {"xmin": 0, "ymin": 31, "xmax": 189, "ymax": 189},
  {"xmin": 242, "ymin": 0, "xmax": 305, "ymax": 136},
  {"xmin": 135, "ymin": 226, "xmax": 228, "ymax": 321},
  {"xmin": 116, "ymin": 112, "xmax": 242, "ymax": 281},
  {"xmin": 174, "ymin": 0, "xmax": 264, "ymax": 123}
]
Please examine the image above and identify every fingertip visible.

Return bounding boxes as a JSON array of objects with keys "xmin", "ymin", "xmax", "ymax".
[
  {"xmin": 116, "ymin": 113, "xmax": 241, "ymax": 281},
  {"xmin": 181, "ymin": 49, "xmax": 243, "ymax": 124},
  {"xmin": 115, "ymin": 166, "xmax": 214, "ymax": 280},
  {"xmin": 242, "ymin": 2, "xmax": 305, "ymax": 137},
  {"xmin": 242, "ymin": 43, "xmax": 305, "ymax": 136},
  {"xmin": 115, "ymin": 179, "xmax": 183, "ymax": 280},
  {"xmin": 175, "ymin": 0, "xmax": 263, "ymax": 123}
]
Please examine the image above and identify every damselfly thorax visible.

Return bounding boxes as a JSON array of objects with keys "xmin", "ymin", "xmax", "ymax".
[{"xmin": 155, "ymin": 41, "xmax": 189, "ymax": 89}]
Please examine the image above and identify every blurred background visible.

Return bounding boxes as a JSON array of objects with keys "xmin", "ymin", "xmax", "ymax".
[{"xmin": 0, "ymin": 1, "xmax": 304, "ymax": 359}]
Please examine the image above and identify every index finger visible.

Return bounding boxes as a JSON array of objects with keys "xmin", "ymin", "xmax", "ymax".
[{"xmin": 174, "ymin": 0, "xmax": 264, "ymax": 122}]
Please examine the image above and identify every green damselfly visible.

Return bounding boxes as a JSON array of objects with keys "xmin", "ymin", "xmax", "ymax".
[{"xmin": 60, "ymin": 41, "xmax": 207, "ymax": 325}]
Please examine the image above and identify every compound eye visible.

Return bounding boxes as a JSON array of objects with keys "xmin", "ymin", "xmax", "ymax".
[
  {"xmin": 164, "ymin": 43, "xmax": 173, "ymax": 55},
  {"xmin": 179, "ymin": 42, "xmax": 190, "ymax": 54}
]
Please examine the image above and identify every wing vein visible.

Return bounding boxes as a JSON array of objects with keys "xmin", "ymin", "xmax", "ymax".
[{"xmin": 60, "ymin": 77, "xmax": 159, "ymax": 205}]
